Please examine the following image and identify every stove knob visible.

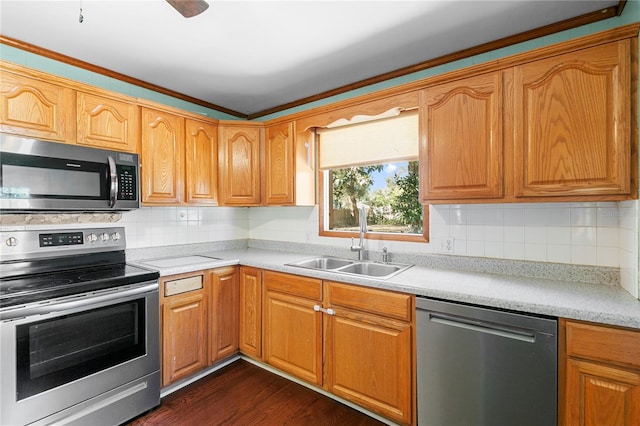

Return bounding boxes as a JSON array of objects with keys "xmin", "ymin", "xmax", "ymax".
[
  {"xmin": 99, "ymin": 233, "xmax": 110, "ymax": 242},
  {"xmin": 86, "ymin": 233, "xmax": 98, "ymax": 243},
  {"xmin": 111, "ymin": 232, "xmax": 121, "ymax": 241},
  {"xmin": 5, "ymin": 237, "xmax": 17, "ymax": 247}
]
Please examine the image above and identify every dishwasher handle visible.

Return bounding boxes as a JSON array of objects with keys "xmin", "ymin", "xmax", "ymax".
[{"xmin": 429, "ymin": 313, "xmax": 536, "ymax": 343}]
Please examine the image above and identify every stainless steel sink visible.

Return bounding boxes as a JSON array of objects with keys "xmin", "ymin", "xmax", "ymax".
[
  {"xmin": 291, "ymin": 257, "xmax": 354, "ymax": 270},
  {"xmin": 338, "ymin": 262, "xmax": 405, "ymax": 277},
  {"xmin": 286, "ymin": 256, "xmax": 412, "ymax": 279}
]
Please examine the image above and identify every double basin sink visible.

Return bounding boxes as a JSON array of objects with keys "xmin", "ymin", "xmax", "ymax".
[{"xmin": 286, "ymin": 256, "xmax": 413, "ymax": 280}]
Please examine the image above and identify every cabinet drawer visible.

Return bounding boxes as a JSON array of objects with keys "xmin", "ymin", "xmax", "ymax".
[
  {"xmin": 327, "ymin": 281, "xmax": 413, "ymax": 322},
  {"xmin": 164, "ymin": 275, "xmax": 203, "ymax": 296},
  {"xmin": 565, "ymin": 320, "xmax": 640, "ymax": 369},
  {"xmin": 263, "ymin": 271, "xmax": 322, "ymax": 301}
]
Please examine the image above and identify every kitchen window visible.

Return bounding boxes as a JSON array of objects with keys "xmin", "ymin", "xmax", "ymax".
[{"xmin": 317, "ymin": 110, "xmax": 428, "ymax": 242}]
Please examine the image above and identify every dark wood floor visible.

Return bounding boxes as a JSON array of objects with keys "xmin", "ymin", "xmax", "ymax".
[{"xmin": 127, "ymin": 360, "xmax": 385, "ymax": 426}]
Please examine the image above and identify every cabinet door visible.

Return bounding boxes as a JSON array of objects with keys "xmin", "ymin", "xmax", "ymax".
[
  {"xmin": 140, "ymin": 107, "xmax": 184, "ymax": 204},
  {"xmin": 77, "ymin": 91, "xmax": 139, "ymax": 152},
  {"xmin": 420, "ymin": 71, "xmax": 503, "ymax": 201},
  {"xmin": 162, "ymin": 290, "xmax": 208, "ymax": 387},
  {"xmin": 264, "ymin": 122, "xmax": 295, "ymax": 205},
  {"xmin": 513, "ymin": 40, "xmax": 630, "ymax": 197},
  {"xmin": 239, "ymin": 266, "xmax": 262, "ymax": 358},
  {"xmin": 565, "ymin": 359, "xmax": 640, "ymax": 426},
  {"xmin": 263, "ymin": 271, "xmax": 323, "ymax": 385},
  {"xmin": 209, "ymin": 267, "xmax": 239, "ymax": 363},
  {"xmin": 185, "ymin": 119, "xmax": 218, "ymax": 205},
  {"xmin": 218, "ymin": 125, "xmax": 262, "ymax": 205},
  {"xmin": 0, "ymin": 71, "xmax": 74, "ymax": 142}
]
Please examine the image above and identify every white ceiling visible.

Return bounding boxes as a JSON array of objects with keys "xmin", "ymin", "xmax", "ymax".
[{"xmin": 0, "ymin": 0, "xmax": 620, "ymax": 117}]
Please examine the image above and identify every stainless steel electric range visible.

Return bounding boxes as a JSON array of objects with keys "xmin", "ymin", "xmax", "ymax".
[{"xmin": 0, "ymin": 227, "xmax": 160, "ymax": 426}]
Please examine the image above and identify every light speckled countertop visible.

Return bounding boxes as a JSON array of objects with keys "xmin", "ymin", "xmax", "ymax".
[{"xmin": 130, "ymin": 246, "xmax": 640, "ymax": 330}]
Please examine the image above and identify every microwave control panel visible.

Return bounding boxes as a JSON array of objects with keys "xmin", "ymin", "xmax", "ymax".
[{"xmin": 117, "ymin": 165, "xmax": 137, "ymax": 200}]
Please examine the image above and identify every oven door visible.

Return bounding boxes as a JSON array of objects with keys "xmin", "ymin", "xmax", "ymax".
[{"xmin": 0, "ymin": 282, "xmax": 159, "ymax": 426}]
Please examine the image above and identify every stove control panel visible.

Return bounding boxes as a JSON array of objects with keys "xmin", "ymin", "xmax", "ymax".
[
  {"xmin": 40, "ymin": 232, "xmax": 84, "ymax": 247},
  {"xmin": 0, "ymin": 227, "xmax": 127, "ymax": 261}
]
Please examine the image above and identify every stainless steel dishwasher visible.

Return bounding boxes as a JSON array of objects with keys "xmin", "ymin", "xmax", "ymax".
[{"xmin": 416, "ymin": 297, "xmax": 557, "ymax": 426}]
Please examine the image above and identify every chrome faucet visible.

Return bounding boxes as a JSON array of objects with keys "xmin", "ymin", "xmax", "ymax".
[{"xmin": 350, "ymin": 205, "xmax": 367, "ymax": 261}]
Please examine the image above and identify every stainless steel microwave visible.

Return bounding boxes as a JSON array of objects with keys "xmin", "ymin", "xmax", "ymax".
[{"xmin": 0, "ymin": 134, "xmax": 140, "ymax": 212}]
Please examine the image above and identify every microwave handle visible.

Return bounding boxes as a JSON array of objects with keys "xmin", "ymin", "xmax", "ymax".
[{"xmin": 108, "ymin": 156, "xmax": 118, "ymax": 208}]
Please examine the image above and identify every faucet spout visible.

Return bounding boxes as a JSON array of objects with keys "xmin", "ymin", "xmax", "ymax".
[{"xmin": 350, "ymin": 205, "xmax": 367, "ymax": 261}]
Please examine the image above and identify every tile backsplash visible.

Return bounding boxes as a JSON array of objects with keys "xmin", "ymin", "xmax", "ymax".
[{"xmin": 1, "ymin": 200, "xmax": 638, "ymax": 298}]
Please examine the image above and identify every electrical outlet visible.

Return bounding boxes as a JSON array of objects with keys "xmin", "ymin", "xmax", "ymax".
[{"xmin": 438, "ymin": 237, "xmax": 455, "ymax": 253}]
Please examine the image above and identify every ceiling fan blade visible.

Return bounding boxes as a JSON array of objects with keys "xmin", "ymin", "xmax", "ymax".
[{"xmin": 166, "ymin": 0, "xmax": 209, "ymax": 18}]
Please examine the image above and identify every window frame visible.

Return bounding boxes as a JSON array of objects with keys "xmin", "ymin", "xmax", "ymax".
[{"xmin": 318, "ymin": 167, "xmax": 429, "ymax": 243}]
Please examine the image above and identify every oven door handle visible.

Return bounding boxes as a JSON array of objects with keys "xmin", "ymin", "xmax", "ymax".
[
  {"xmin": 108, "ymin": 156, "xmax": 118, "ymax": 208},
  {"xmin": 1, "ymin": 282, "xmax": 158, "ymax": 321}
]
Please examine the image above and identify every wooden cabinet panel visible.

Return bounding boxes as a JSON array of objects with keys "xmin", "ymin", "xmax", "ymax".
[
  {"xmin": 327, "ymin": 280, "xmax": 412, "ymax": 322},
  {"xmin": 420, "ymin": 71, "xmax": 503, "ymax": 201},
  {"xmin": 77, "ymin": 91, "xmax": 139, "ymax": 152},
  {"xmin": 141, "ymin": 107, "xmax": 184, "ymax": 204},
  {"xmin": 209, "ymin": 267, "xmax": 239, "ymax": 363},
  {"xmin": 264, "ymin": 121, "xmax": 295, "ymax": 205},
  {"xmin": 0, "ymin": 71, "xmax": 74, "ymax": 142},
  {"xmin": 219, "ymin": 125, "xmax": 262, "ymax": 205},
  {"xmin": 185, "ymin": 118, "xmax": 218, "ymax": 205},
  {"xmin": 561, "ymin": 319, "xmax": 640, "ymax": 426},
  {"xmin": 513, "ymin": 41, "xmax": 630, "ymax": 197},
  {"xmin": 239, "ymin": 266, "xmax": 262, "ymax": 359},
  {"xmin": 325, "ymin": 305, "xmax": 413, "ymax": 425},
  {"xmin": 565, "ymin": 359, "xmax": 640, "ymax": 426},
  {"xmin": 263, "ymin": 289, "xmax": 323, "ymax": 385},
  {"xmin": 161, "ymin": 283, "xmax": 208, "ymax": 387}
]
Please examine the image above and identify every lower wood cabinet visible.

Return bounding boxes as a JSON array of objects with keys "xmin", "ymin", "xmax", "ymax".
[
  {"xmin": 255, "ymin": 271, "xmax": 415, "ymax": 425},
  {"xmin": 209, "ymin": 267, "xmax": 239, "ymax": 363},
  {"xmin": 263, "ymin": 271, "xmax": 323, "ymax": 385},
  {"xmin": 160, "ymin": 272, "xmax": 208, "ymax": 387},
  {"xmin": 239, "ymin": 266, "xmax": 262, "ymax": 359},
  {"xmin": 325, "ymin": 281, "xmax": 414, "ymax": 425},
  {"xmin": 560, "ymin": 319, "xmax": 640, "ymax": 426},
  {"xmin": 160, "ymin": 267, "xmax": 239, "ymax": 387}
]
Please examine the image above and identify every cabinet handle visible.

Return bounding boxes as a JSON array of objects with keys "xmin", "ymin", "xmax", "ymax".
[{"xmin": 313, "ymin": 305, "xmax": 335, "ymax": 316}]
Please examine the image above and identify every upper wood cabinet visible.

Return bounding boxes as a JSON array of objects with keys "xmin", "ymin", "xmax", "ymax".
[
  {"xmin": 0, "ymin": 70, "xmax": 75, "ymax": 142},
  {"xmin": 140, "ymin": 107, "xmax": 185, "ymax": 204},
  {"xmin": 513, "ymin": 40, "xmax": 631, "ymax": 198},
  {"xmin": 264, "ymin": 122, "xmax": 295, "ymax": 205},
  {"xmin": 560, "ymin": 319, "xmax": 640, "ymax": 426},
  {"xmin": 218, "ymin": 123, "xmax": 263, "ymax": 206},
  {"xmin": 420, "ymin": 71, "xmax": 503, "ymax": 201},
  {"xmin": 77, "ymin": 91, "xmax": 139, "ymax": 152},
  {"xmin": 185, "ymin": 118, "xmax": 218, "ymax": 205}
]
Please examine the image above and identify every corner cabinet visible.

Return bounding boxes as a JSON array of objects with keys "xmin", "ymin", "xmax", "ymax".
[
  {"xmin": 560, "ymin": 319, "xmax": 640, "ymax": 426},
  {"xmin": 513, "ymin": 41, "xmax": 631, "ymax": 198},
  {"xmin": 209, "ymin": 267, "xmax": 239, "ymax": 363},
  {"xmin": 239, "ymin": 266, "xmax": 263, "ymax": 359},
  {"xmin": 218, "ymin": 123, "xmax": 263, "ymax": 206},
  {"xmin": 419, "ymin": 71, "xmax": 503, "ymax": 201}
]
